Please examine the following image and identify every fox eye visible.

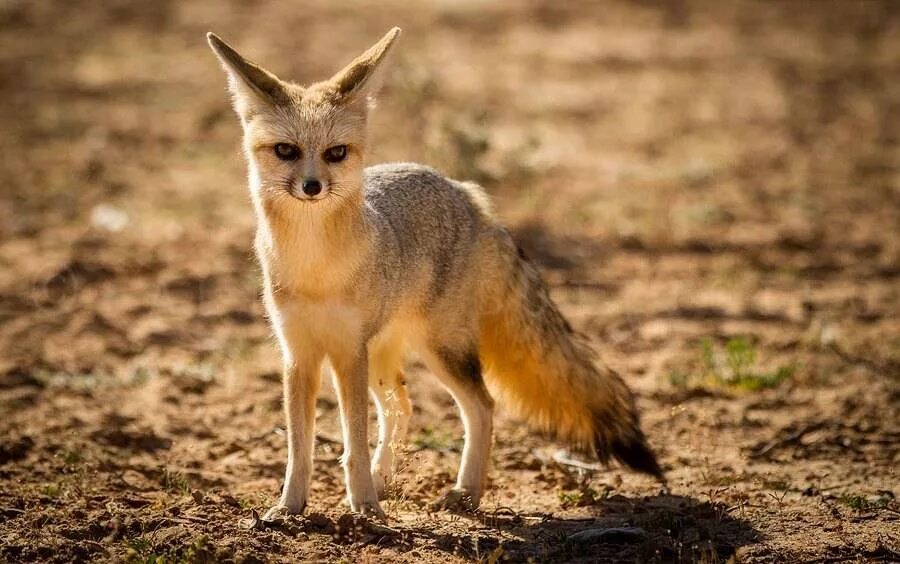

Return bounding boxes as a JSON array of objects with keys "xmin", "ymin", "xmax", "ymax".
[
  {"xmin": 273, "ymin": 143, "xmax": 300, "ymax": 161},
  {"xmin": 323, "ymin": 145, "xmax": 347, "ymax": 163}
]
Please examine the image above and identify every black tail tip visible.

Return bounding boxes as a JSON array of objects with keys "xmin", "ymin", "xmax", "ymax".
[{"xmin": 611, "ymin": 437, "xmax": 666, "ymax": 482}]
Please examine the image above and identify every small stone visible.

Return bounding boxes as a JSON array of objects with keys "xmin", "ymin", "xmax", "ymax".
[{"xmin": 567, "ymin": 526, "xmax": 647, "ymax": 545}]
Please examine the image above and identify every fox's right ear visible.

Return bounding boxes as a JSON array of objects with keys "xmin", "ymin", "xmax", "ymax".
[{"xmin": 206, "ymin": 32, "xmax": 289, "ymax": 117}]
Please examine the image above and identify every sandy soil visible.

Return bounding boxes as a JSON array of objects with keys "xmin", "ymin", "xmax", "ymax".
[{"xmin": 1, "ymin": 1, "xmax": 898, "ymax": 562}]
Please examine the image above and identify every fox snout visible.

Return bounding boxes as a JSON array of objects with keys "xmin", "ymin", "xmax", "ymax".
[{"xmin": 287, "ymin": 177, "xmax": 327, "ymax": 201}]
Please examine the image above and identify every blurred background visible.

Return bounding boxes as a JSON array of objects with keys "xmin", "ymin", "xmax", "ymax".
[{"xmin": 1, "ymin": 1, "xmax": 897, "ymax": 562}]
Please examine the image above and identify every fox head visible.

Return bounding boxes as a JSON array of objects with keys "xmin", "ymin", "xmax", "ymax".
[{"xmin": 207, "ymin": 28, "xmax": 400, "ymax": 216}]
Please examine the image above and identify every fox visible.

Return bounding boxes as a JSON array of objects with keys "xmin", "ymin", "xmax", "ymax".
[{"xmin": 207, "ymin": 27, "xmax": 664, "ymax": 519}]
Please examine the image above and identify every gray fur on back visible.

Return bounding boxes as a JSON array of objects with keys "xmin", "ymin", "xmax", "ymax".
[{"xmin": 362, "ymin": 163, "xmax": 487, "ymax": 314}]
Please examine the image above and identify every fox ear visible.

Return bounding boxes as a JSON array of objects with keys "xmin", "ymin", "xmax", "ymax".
[
  {"xmin": 207, "ymin": 32, "xmax": 290, "ymax": 116},
  {"xmin": 329, "ymin": 27, "xmax": 401, "ymax": 107}
]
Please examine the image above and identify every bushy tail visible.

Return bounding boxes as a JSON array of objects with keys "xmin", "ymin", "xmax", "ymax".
[{"xmin": 478, "ymin": 231, "xmax": 663, "ymax": 479}]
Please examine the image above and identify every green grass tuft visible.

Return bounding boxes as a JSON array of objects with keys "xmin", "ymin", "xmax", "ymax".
[
  {"xmin": 412, "ymin": 426, "xmax": 461, "ymax": 452},
  {"xmin": 558, "ymin": 485, "xmax": 609, "ymax": 508},
  {"xmin": 125, "ymin": 536, "xmax": 211, "ymax": 564},
  {"xmin": 838, "ymin": 493, "xmax": 891, "ymax": 512},
  {"xmin": 669, "ymin": 337, "xmax": 795, "ymax": 392},
  {"xmin": 159, "ymin": 467, "xmax": 191, "ymax": 496}
]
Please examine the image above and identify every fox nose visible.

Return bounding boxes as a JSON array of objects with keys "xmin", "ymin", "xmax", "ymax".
[{"xmin": 301, "ymin": 179, "xmax": 322, "ymax": 196}]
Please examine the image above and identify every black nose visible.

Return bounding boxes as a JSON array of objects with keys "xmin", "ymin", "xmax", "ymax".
[{"xmin": 301, "ymin": 179, "xmax": 322, "ymax": 196}]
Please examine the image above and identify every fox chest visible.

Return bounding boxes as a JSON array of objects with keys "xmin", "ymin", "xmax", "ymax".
[
  {"xmin": 275, "ymin": 246, "xmax": 342, "ymax": 286},
  {"xmin": 257, "ymin": 232, "xmax": 365, "ymax": 299},
  {"xmin": 271, "ymin": 294, "xmax": 367, "ymax": 360}
]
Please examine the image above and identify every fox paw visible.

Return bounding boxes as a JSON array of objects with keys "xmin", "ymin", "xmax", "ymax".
[
  {"xmin": 431, "ymin": 488, "xmax": 479, "ymax": 513},
  {"xmin": 354, "ymin": 500, "xmax": 386, "ymax": 520},
  {"xmin": 262, "ymin": 502, "xmax": 304, "ymax": 522}
]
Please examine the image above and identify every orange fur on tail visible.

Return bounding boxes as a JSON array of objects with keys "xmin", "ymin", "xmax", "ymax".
[{"xmin": 478, "ymin": 233, "xmax": 663, "ymax": 479}]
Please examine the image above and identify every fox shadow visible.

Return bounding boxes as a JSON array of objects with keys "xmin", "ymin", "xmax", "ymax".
[
  {"xmin": 283, "ymin": 492, "xmax": 760, "ymax": 562},
  {"xmin": 405, "ymin": 493, "xmax": 759, "ymax": 563}
]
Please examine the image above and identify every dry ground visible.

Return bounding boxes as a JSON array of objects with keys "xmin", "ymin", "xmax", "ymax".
[{"xmin": 1, "ymin": 1, "xmax": 899, "ymax": 562}]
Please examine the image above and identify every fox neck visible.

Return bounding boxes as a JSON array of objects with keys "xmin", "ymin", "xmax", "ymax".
[{"xmin": 252, "ymin": 178, "xmax": 370, "ymax": 300}]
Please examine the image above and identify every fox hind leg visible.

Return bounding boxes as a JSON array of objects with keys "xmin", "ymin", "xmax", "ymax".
[
  {"xmin": 370, "ymin": 368, "xmax": 412, "ymax": 499},
  {"xmin": 368, "ymin": 331, "xmax": 412, "ymax": 499},
  {"xmin": 421, "ymin": 344, "xmax": 494, "ymax": 510}
]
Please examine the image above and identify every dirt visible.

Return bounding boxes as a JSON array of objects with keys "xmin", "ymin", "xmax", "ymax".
[{"xmin": 1, "ymin": 1, "xmax": 898, "ymax": 562}]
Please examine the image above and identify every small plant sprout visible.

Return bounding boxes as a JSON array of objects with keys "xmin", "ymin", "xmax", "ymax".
[{"xmin": 669, "ymin": 337, "xmax": 795, "ymax": 392}]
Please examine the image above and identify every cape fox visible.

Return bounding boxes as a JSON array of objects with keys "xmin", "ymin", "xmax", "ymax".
[{"xmin": 207, "ymin": 27, "xmax": 663, "ymax": 519}]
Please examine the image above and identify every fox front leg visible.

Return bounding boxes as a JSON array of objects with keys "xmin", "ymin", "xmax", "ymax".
[
  {"xmin": 332, "ymin": 352, "xmax": 384, "ymax": 518},
  {"xmin": 263, "ymin": 357, "xmax": 322, "ymax": 520}
]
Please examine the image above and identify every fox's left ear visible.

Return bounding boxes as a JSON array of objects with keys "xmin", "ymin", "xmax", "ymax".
[
  {"xmin": 329, "ymin": 27, "xmax": 401, "ymax": 108},
  {"xmin": 207, "ymin": 32, "xmax": 290, "ymax": 118}
]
